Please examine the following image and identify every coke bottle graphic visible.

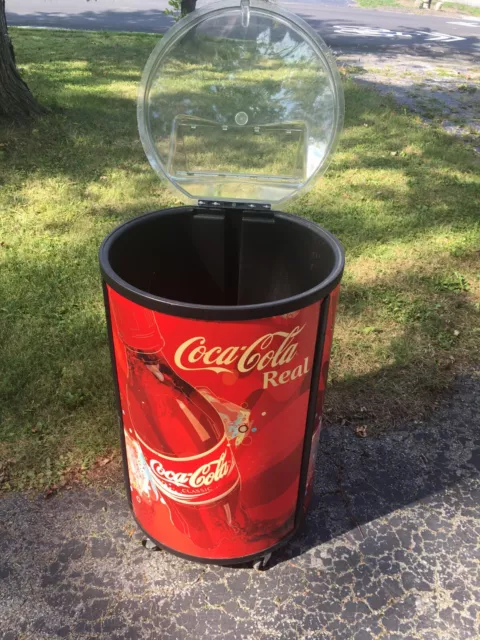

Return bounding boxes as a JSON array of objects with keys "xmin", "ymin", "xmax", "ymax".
[{"xmin": 110, "ymin": 295, "xmax": 247, "ymax": 550}]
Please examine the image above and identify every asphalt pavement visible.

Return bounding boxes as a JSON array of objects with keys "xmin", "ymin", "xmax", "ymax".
[
  {"xmin": 1, "ymin": 372, "xmax": 479, "ymax": 639},
  {"xmin": 6, "ymin": 0, "xmax": 480, "ymax": 57}
]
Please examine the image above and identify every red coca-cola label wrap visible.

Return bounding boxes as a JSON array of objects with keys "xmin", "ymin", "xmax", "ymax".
[
  {"xmin": 108, "ymin": 285, "xmax": 336, "ymax": 559},
  {"xmin": 305, "ymin": 285, "xmax": 341, "ymax": 508}
]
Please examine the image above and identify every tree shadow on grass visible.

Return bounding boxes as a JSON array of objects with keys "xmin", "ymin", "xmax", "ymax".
[
  {"xmin": 1, "ymin": 29, "xmax": 479, "ymax": 489},
  {"xmin": 328, "ymin": 257, "xmax": 479, "ymax": 420},
  {"xmin": 2, "ymin": 81, "xmax": 478, "ymax": 251}
]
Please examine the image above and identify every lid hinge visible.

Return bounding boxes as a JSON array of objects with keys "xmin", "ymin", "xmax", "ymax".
[
  {"xmin": 241, "ymin": 0, "xmax": 251, "ymax": 28},
  {"xmin": 198, "ymin": 200, "xmax": 271, "ymax": 211}
]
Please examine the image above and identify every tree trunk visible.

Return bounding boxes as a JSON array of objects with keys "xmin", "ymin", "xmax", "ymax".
[
  {"xmin": 181, "ymin": 0, "xmax": 197, "ymax": 16},
  {"xmin": 0, "ymin": 0, "xmax": 44, "ymax": 120}
]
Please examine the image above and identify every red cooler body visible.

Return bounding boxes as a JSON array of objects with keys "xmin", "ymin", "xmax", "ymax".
[{"xmin": 99, "ymin": 0, "xmax": 345, "ymax": 565}]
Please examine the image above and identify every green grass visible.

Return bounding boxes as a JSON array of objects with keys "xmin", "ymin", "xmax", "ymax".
[
  {"xmin": 356, "ymin": 0, "xmax": 480, "ymax": 14},
  {"xmin": 1, "ymin": 29, "xmax": 480, "ymax": 492},
  {"xmin": 442, "ymin": 2, "xmax": 480, "ymax": 16},
  {"xmin": 355, "ymin": 0, "xmax": 401, "ymax": 8}
]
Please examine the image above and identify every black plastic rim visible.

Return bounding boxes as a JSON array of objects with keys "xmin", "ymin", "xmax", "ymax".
[{"xmin": 99, "ymin": 207, "xmax": 345, "ymax": 321}]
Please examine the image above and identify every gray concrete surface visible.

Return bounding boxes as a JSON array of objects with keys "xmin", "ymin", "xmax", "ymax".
[{"xmin": 1, "ymin": 372, "xmax": 479, "ymax": 639}]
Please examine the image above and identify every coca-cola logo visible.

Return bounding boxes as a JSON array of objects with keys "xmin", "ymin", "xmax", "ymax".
[
  {"xmin": 150, "ymin": 451, "xmax": 232, "ymax": 489},
  {"xmin": 147, "ymin": 448, "xmax": 238, "ymax": 504},
  {"xmin": 174, "ymin": 325, "xmax": 305, "ymax": 374}
]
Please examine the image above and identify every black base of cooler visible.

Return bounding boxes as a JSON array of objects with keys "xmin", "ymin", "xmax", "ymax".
[{"xmin": 130, "ymin": 506, "xmax": 304, "ymax": 567}]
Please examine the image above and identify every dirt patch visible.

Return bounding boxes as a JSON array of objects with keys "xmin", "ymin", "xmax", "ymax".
[{"xmin": 42, "ymin": 451, "xmax": 124, "ymax": 498}]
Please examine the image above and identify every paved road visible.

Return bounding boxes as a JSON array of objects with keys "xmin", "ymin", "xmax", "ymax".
[
  {"xmin": 6, "ymin": 0, "xmax": 480, "ymax": 57},
  {"xmin": 1, "ymin": 373, "xmax": 479, "ymax": 639}
]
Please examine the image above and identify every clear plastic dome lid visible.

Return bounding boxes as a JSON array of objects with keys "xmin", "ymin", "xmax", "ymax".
[{"xmin": 138, "ymin": 0, "xmax": 344, "ymax": 206}]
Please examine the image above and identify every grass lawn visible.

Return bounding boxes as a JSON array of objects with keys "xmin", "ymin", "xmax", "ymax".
[
  {"xmin": 355, "ymin": 0, "xmax": 480, "ymax": 15},
  {"xmin": 1, "ymin": 29, "xmax": 479, "ymax": 492},
  {"xmin": 442, "ymin": 2, "xmax": 480, "ymax": 16},
  {"xmin": 355, "ymin": 0, "xmax": 402, "ymax": 8}
]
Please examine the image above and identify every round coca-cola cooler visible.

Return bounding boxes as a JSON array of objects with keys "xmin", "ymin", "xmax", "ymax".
[{"xmin": 99, "ymin": 0, "xmax": 345, "ymax": 567}]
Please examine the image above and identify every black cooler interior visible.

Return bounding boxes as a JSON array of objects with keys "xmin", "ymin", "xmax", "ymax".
[{"xmin": 107, "ymin": 208, "xmax": 339, "ymax": 307}]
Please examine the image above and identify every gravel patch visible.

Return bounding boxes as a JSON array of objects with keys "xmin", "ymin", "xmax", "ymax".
[{"xmin": 337, "ymin": 51, "xmax": 480, "ymax": 149}]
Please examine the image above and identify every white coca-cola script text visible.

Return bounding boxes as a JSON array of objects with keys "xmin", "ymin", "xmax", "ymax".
[
  {"xmin": 149, "ymin": 451, "xmax": 234, "ymax": 494},
  {"xmin": 174, "ymin": 326, "xmax": 303, "ymax": 374},
  {"xmin": 174, "ymin": 325, "xmax": 310, "ymax": 389}
]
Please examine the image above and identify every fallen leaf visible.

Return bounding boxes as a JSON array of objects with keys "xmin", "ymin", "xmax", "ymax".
[
  {"xmin": 44, "ymin": 486, "xmax": 58, "ymax": 499},
  {"xmin": 98, "ymin": 455, "xmax": 114, "ymax": 467},
  {"xmin": 355, "ymin": 425, "xmax": 368, "ymax": 438}
]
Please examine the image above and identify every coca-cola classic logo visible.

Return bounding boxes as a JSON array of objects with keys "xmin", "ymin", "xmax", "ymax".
[
  {"xmin": 174, "ymin": 325, "xmax": 304, "ymax": 374},
  {"xmin": 148, "ymin": 447, "xmax": 238, "ymax": 504}
]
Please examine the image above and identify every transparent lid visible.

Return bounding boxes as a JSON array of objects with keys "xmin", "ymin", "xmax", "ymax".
[{"xmin": 138, "ymin": 0, "xmax": 344, "ymax": 206}]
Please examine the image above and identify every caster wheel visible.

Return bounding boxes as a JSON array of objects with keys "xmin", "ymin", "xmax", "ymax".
[
  {"xmin": 253, "ymin": 553, "xmax": 272, "ymax": 571},
  {"xmin": 142, "ymin": 537, "xmax": 161, "ymax": 551}
]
